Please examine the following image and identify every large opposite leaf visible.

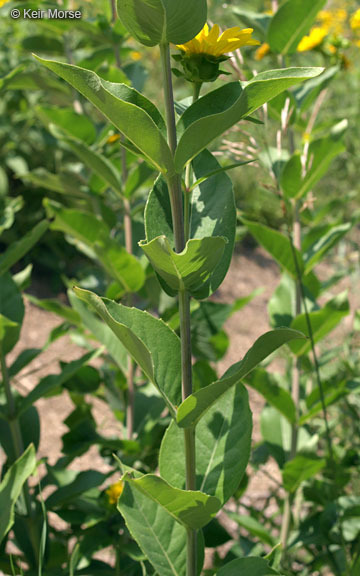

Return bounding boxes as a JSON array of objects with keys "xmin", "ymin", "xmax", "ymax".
[
  {"xmin": 74, "ymin": 288, "xmax": 181, "ymax": 414},
  {"xmin": 118, "ymin": 479, "xmax": 204, "ymax": 576},
  {"xmin": 289, "ymin": 292, "xmax": 349, "ymax": 356},
  {"xmin": 217, "ymin": 557, "xmax": 283, "ymax": 576},
  {"xmin": 123, "ymin": 474, "xmax": 220, "ymax": 529},
  {"xmin": 139, "ymin": 235, "xmax": 226, "ymax": 298},
  {"xmin": 0, "ymin": 444, "xmax": 37, "ymax": 544},
  {"xmin": 267, "ymin": 0, "xmax": 326, "ymax": 55},
  {"xmin": 177, "ymin": 328, "xmax": 304, "ymax": 428},
  {"xmin": 160, "ymin": 385, "xmax": 251, "ymax": 505},
  {"xmin": 145, "ymin": 150, "xmax": 236, "ymax": 299},
  {"xmin": 0, "ymin": 220, "xmax": 48, "ymax": 276},
  {"xmin": 35, "ymin": 57, "xmax": 173, "ymax": 174},
  {"xmin": 117, "ymin": 0, "xmax": 206, "ymax": 46},
  {"xmin": 175, "ymin": 68, "xmax": 323, "ymax": 171}
]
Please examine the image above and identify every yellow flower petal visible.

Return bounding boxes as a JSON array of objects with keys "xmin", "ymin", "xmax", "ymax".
[
  {"xmin": 297, "ymin": 27, "xmax": 327, "ymax": 52},
  {"xmin": 176, "ymin": 23, "xmax": 259, "ymax": 58}
]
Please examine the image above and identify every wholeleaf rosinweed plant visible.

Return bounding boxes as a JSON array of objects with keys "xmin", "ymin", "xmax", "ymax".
[{"xmin": 33, "ymin": 1, "xmax": 324, "ymax": 574}]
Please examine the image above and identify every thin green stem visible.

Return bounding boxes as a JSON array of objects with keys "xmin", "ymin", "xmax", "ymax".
[{"xmin": 160, "ymin": 42, "xmax": 197, "ymax": 576}]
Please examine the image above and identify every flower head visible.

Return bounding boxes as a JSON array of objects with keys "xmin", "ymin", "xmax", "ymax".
[
  {"xmin": 106, "ymin": 480, "xmax": 124, "ymax": 505},
  {"xmin": 176, "ymin": 23, "xmax": 260, "ymax": 58},
  {"xmin": 297, "ymin": 27, "xmax": 328, "ymax": 52},
  {"xmin": 351, "ymin": 9, "xmax": 360, "ymax": 31},
  {"xmin": 175, "ymin": 23, "xmax": 259, "ymax": 83}
]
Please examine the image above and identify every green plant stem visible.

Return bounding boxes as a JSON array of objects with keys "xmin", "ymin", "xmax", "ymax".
[
  {"xmin": 160, "ymin": 42, "xmax": 197, "ymax": 576},
  {"xmin": 122, "ymin": 153, "xmax": 135, "ymax": 440},
  {"xmin": 0, "ymin": 345, "xmax": 40, "ymax": 567},
  {"xmin": 280, "ymin": 201, "xmax": 302, "ymax": 553},
  {"xmin": 184, "ymin": 82, "xmax": 202, "ymax": 242}
]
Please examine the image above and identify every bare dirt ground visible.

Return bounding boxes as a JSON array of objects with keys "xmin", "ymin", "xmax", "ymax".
[{"xmin": 3, "ymin": 243, "xmax": 359, "ymax": 570}]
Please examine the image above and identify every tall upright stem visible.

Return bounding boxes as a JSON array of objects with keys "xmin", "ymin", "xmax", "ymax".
[
  {"xmin": 280, "ymin": 200, "xmax": 301, "ymax": 552},
  {"xmin": 160, "ymin": 42, "xmax": 197, "ymax": 576},
  {"xmin": 184, "ymin": 82, "xmax": 202, "ymax": 242}
]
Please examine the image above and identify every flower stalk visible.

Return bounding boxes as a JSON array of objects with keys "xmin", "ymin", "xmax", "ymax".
[{"xmin": 160, "ymin": 41, "xmax": 197, "ymax": 576}]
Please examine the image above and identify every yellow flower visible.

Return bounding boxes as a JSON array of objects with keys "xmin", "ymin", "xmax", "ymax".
[
  {"xmin": 297, "ymin": 27, "xmax": 328, "ymax": 52},
  {"xmin": 106, "ymin": 480, "xmax": 124, "ymax": 505},
  {"xmin": 255, "ymin": 42, "xmax": 270, "ymax": 61},
  {"xmin": 130, "ymin": 51, "xmax": 142, "ymax": 61},
  {"xmin": 318, "ymin": 10, "xmax": 333, "ymax": 31},
  {"xmin": 350, "ymin": 9, "xmax": 360, "ymax": 30},
  {"xmin": 107, "ymin": 134, "xmax": 121, "ymax": 144},
  {"xmin": 176, "ymin": 23, "xmax": 260, "ymax": 58},
  {"xmin": 0, "ymin": 0, "xmax": 10, "ymax": 6}
]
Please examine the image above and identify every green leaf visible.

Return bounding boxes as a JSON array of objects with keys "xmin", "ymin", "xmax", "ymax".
[
  {"xmin": 242, "ymin": 218, "xmax": 304, "ymax": 278},
  {"xmin": 44, "ymin": 200, "xmax": 145, "ymax": 292},
  {"xmin": 34, "ymin": 57, "xmax": 174, "ymax": 174},
  {"xmin": 246, "ymin": 369, "xmax": 297, "ymax": 424},
  {"xmin": 0, "ymin": 315, "xmax": 18, "ymax": 342},
  {"xmin": 26, "ymin": 294, "xmax": 81, "ymax": 325},
  {"xmin": 293, "ymin": 66, "xmax": 339, "ymax": 111},
  {"xmin": 176, "ymin": 328, "xmax": 304, "ymax": 428},
  {"xmin": 0, "ymin": 274, "xmax": 24, "ymax": 355},
  {"xmin": 217, "ymin": 557, "xmax": 283, "ymax": 576},
  {"xmin": 73, "ymin": 288, "xmax": 181, "ymax": 414},
  {"xmin": 124, "ymin": 162, "xmax": 154, "ymax": 199},
  {"xmin": 19, "ymin": 350, "xmax": 102, "ymax": 414},
  {"xmin": 123, "ymin": 473, "xmax": 220, "ymax": 529},
  {"xmin": 139, "ymin": 235, "xmax": 226, "ymax": 298},
  {"xmin": 189, "ymin": 160, "xmax": 254, "ymax": 191},
  {"xmin": 226, "ymin": 513, "xmax": 275, "ymax": 547},
  {"xmin": 145, "ymin": 150, "xmax": 236, "ymax": 299},
  {"xmin": 36, "ymin": 105, "xmax": 96, "ymax": 144},
  {"xmin": 175, "ymin": 68, "xmax": 323, "ymax": 172},
  {"xmin": 64, "ymin": 137, "xmax": 123, "ymax": 195},
  {"xmin": 233, "ymin": 8, "xmax": 272, "ymax": 36},
  {"xmin": 281, "ymin": 121, "xmax": 347, "ymax": 200},
  {"xmin": 160, "ymin": 385, "xmax": 251, "ymax": 505},
  {"xmin": 0, "ymin": 444, "xmax": 37, "ymax": 545},
  {"xmin": 303, "ymin": 222, "xmax": 351, "ymax": 274},
  {"xmin": 0, "ymin": 196, "xmax": 23, "ymax": 235},
  {"xmin": 0, "ymin": 220, "xmax": 48, "ymax": 276},
  {"xmin": 117, "ymin": 0, "xmax": 207, "ymax": 46},
  {"xmin": 289, "ymin": 292, "xmax": 350, "ymax": 356},
  {"xmin": 268, "ymin": 273, "xmax": 294, "ymax": 328},
  {"xmin": 283, "ymin": 454, "xmax": 326, "ymax": 492},
  {"xmin": 267, "ymin": 0, "xmax": 326, "ymax": 55},
  {"xmin": 46, "ymin": 470, "xmax": 108, "ymax": 508},
  {"xmin": 68, "ymin": 291, "xmax": 128, "ymax": 372},
  {"xmin": 118, "ymin": 481, "xmax": 188, "ymax": 576}
]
